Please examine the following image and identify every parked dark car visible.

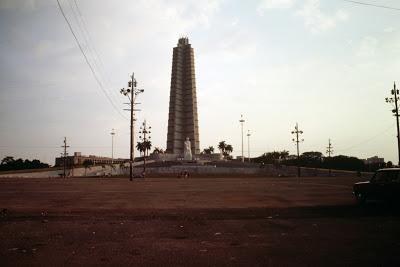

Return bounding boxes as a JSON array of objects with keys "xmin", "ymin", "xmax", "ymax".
[{"xmin": 353, "ymin": 168, "xmax": 400, "ymax": 203}]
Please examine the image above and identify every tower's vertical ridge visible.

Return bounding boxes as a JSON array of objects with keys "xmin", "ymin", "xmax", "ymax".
[{"xmin": 166, "ymin": 37, "xmax": 200, "ymax": 156}]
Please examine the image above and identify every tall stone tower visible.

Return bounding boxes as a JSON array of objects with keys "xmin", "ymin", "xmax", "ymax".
[{"xmin": 166, "ymin": 37, "xmax": 200, "ymax": 156}]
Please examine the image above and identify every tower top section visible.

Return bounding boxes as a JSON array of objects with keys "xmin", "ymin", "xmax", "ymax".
[{"xmin": 178, "ymin": 37, "xmax": 190, "ymax": 46}]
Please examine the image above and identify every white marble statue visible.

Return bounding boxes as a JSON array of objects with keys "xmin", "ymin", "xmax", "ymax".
[{"xmin": 183, "ymin": 137, "xmax": 192, "ymax": 160}]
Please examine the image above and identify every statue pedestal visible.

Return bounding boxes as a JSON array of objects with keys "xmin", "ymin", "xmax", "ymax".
[{"xmin": 183, "ymin": 154, "xmax": 192, "ymax": 161}]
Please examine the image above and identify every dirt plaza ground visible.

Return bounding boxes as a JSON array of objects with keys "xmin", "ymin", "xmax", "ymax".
[{"xmin": 0, "ymin": 176, "xmax": 399, "ymax": 266}]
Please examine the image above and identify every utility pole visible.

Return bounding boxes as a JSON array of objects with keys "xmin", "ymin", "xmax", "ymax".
[
  {"xmin": 120, "ymin": 73, "xmax": 144, "ymax": 181},
  {"xmin": 110, "ymin": 128, "xmax": 115, "ymax": 164},
  {"xmin": 386, "ymin": 82, "xmax": 400, "ymax": 166},
  {"xmin": 291, "ymin": 123, "xmax": 304, "ymax": 177},
  {"xmin": 61, "ymin": 137, "xmax": 69, "ymax": 178},
  {"xmin": 139, "ymin": 120, "xmax": 151, "ymax": 177},
  {"xmin": 326, "ymin": 138, "xmax": 333, "ymax": 176},
  {"xmin": 247, "ymin": 130, "xmax": 251, "ymax": 162},
  {"xmin": 239, "ymin": 114, "xmax": 245, "ymax": 162}
]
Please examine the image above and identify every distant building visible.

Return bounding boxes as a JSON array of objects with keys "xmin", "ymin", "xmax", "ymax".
[
  {"xmin": 236, "ymin": 156, "xmax": 244, "ymax": 161},
  {"xmin": 166, "ymin": 37, "xmax": 200, "ymax": 156},
  {"xmin": 286, "ymin": 155, "xmax": 298, "ymax": 160},
  {"xmin": 363, "ymin": 156, "xmax": 385, "ymax": 165},
  {"xmin": 55, "ymin": 152, "xmax": 128, "ymax": 167},
  {"xmin": 199, "ymin": 153, "xmax": 223, "ymax": 161}
]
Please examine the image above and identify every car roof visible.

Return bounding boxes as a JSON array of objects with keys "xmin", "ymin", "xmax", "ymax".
[{"xmin": 377, "ymin": 168, "xmax": 400, "ymax": 172}]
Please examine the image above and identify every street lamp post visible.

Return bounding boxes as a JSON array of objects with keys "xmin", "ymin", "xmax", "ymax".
[
  {"xmin": 110, "ymin": 128, "xmax": 115, "ymax": 165},
  {"xmin": 61, "ymin": 137, "xmax": 69, "ymax": 178},
  {"xmin": 291, "ymin": 123, "xmax": 304, "ymax": 177},
  {"xmin": 139, "ymin": 120, "xmax": 151, "ymax": 177},
  {"xmin": 120, "ymin": 73, "xmax": 144, "ymax": 181},
  {"xmin": 239, "ymin": 114, "xmax": 245, "ymax": 163},
  {"xmin": 386, "ymin": 82, "xmax": 400, "ymax": 166},
  {"xmin": 326, "ymin": 138, "xmax": 333, "ymax": 177},
  {"xmin": 247, "ymin": 130, "xmax": 251, "ymax": 162}
]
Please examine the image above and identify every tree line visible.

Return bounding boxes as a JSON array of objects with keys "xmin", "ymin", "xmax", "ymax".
[
  {"xmin": 252, "ymin": 151, "xmax": 390, "ymax": 172},
  {"xmin": 0, "ymin": 156, "xmax": 50, "ymax": 171},
  {"xmin": 201, "ymin": 141, "xmax": 233, "ymax": 159}
]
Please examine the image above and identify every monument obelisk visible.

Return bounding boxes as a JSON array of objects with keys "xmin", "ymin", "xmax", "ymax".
[{"xmin": 166, "ymin": 37, "xmax": 200, "ymax": 157}]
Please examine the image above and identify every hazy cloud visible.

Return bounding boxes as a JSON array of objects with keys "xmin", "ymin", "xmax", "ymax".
[
  {"xmin": 296, "ymin": 0, "xmax": 348, "ymax": 33},
  {"xmin": 384, "ymin": 27, "xmax": 395, "ymax": 33},
  {"xmin": 356, "ymin": 36, "xmax": 378, "ymax": 58},
  {"xmin": 0, "ymin": 0, "xmax": 49, "ymax": 10},
  {"xmin": 257, "ymin": 0, "xmax": 295, "ymax": 14}
]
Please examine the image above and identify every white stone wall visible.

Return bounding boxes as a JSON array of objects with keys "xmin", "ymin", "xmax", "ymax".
[
  {"xmin": 0, "ymin": 162, "xmax": 373, "ymax": 178},
  {"xmin": 0, "ymin": 162, "xmax": 147, "ymax": 178}
]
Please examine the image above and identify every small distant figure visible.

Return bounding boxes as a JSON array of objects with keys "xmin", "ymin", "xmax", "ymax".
[
  {"xmin": 179, "ymin": 171, "xmax": 190, "ymax": 179},
  {"xmin": 133, "ymin": 172, "xmax": 145, "ymax": 178}
]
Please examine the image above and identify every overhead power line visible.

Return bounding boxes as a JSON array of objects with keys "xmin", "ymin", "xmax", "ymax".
[
  {"xmin": 56, "ymin": 0, "xmax": 128, "ymax": 120},
  {"xmin": 342, "ymin": 0, "xmax": 400, "ymax": 11},
  {"xmin": 336, "ymin": 123, "xmax": 395, "ymax": 152},
  {"xmin": 69, "ymin": 0, "xmax": 122, "ymax": 103},
  {"xmin": 67, "ymin": 0, "xmax": 119, "ymax": 103}
]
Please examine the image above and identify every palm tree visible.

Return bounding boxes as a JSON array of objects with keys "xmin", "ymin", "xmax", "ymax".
[
  {"xmin": 137, "ymin": 140, "xmax": 152, "ymax": 157},
  {"xmin": 153, "ymin": 147, "xmax": 164, "ymax": 154},
  {"xmin": 82, "ymin": 159, "xmax": 93, "ymax": 177},
  {"xmin": 218, "ymin": 141, "xmax": 226, "ymax": 154},
  {"xmin": 202, "ymin": 146, "xmax": 215, "ymax": 155},
  {"xmin": 136, "ymin": 142, "xmax": 145, "ymax": 157},
  {"xmin": 271, "ymin": 151, "xmax": 281, "ymax": 161},
  {"xmin": 143, "ymin": 140, "xmax": 152, "ymax": 156},
  {"xmin": 280, "ymin": 150, "xmax": 289, "ymax": 161},
  {"xmin": 225, "ymin": 144, "xmax": 233, "ymax": 157}
]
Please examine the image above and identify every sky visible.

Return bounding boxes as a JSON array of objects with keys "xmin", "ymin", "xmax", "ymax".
[{"xmin": 0, "ymin": 0, "xmax": 400, "ymax": 165}]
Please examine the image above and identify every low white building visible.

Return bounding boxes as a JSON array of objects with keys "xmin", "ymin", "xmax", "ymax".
[{"xmin": 363, "ymin": 156, "xmax": 385, "ymax": 165}]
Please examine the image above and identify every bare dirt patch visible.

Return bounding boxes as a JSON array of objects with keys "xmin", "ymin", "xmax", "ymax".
[{"xmin": 0, "ymin": 177, "xmax": 399, "ymax": 266}]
